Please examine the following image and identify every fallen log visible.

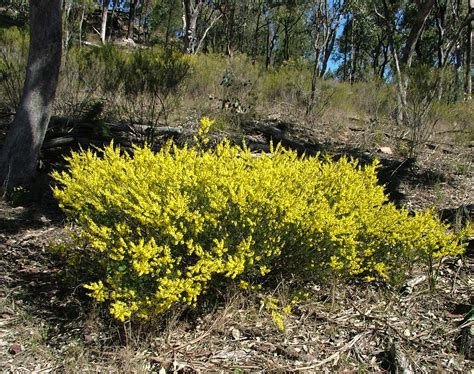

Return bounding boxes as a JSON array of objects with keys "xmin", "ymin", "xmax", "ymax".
[
  {"xmin": 256, "ymin": 126, "xmax": 323, "ymax": 156},
  {"xmin": 400, "ymin": 275, "xmax": 427, "ymax": 295},
  {"xmin": 389, "ymin": 341, "xmax": 414, "ymax": 374},
  {"xmin": 460, "ymin": 322, "xmax": 473, "ymax": 359},
  {"xmin": 439, "ymin": 204, "xmax": 474, "ymax": 226},
  {"xmin": 42, "ymin": 136, "xmax": 76, "ymax": 150}
]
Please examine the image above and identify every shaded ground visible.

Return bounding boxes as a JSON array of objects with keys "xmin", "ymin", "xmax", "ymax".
[{"xmin": 0, "ymin": 116, "xmax": 473, "ymax": 372}]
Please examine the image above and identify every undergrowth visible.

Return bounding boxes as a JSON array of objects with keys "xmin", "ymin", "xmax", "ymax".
[{"xmin": 51, "ymin": 118, "xmax": 471, "ymax": 323}]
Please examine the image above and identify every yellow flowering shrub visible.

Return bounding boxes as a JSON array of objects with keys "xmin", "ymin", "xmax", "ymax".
[{"xmin": 52, "ymin": 118, "xmax": 469, "ymax": 322}]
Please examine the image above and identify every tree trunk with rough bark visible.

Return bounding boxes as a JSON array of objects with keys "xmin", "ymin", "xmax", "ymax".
[{"xmin": 0, "ymin": 0, "xmax": 62, "ymax": 190}]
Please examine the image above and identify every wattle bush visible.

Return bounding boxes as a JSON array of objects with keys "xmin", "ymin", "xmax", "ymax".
[{"xmin": 52, "ymin": 119, "xmax": 469, "ymax": 322}]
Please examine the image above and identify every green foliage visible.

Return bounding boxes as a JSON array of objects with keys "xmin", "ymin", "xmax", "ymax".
[
  {"xmin": 56, "ymin": 45, "xmax": 124, "ymax": 118},
  {"xmin": 185, "ymin": 54, "xmax": 338, "ymax": 122},
  {"xmin": 186, "ymin": 53, "xmax": 259, "ymax": 108},
  {"xmin": 401, "ymin": 65, "xmax": 456, "ymax": 156},
  {"xmin": 259, "ymin": 57, "xmax": 311, "ymax": 107},
  {"xmin": 352, "ymin": 78, "xmax": 396, "ymax": 123},
  {"xmin": 117, "ymin": 46, "xmax": 190, "ymax": 129},
  {"xmin": 0, "ymin": 0, "xmax": 28, "ymax": 25},
  {"xmin": 184, "ymin": 53, "xmax": 260, "ymax": 129},
  {"xmin": 0, "ymin": 26, "xmax": 28, "ymax": 109},
  {"xmin": 52, "ymin": 118, "xmax": 470, "ymax": 322},
  {"xmin": 7, "ymin": 185, "xmax": 28, "ymax": 206},
  {"xmin": 434, "ymin": 100, "xmax": 474, "ymax": 146},
  {"xmin": 184, "ymin": 53, "xmax": 228, "ymax": 98},
  {"xmin": 56, "ymin": 45, "xmax": 189, "ymax": 129},
  {"xmin": 121, "ymin": 47, "xmax": 189, "ymax": 97}
]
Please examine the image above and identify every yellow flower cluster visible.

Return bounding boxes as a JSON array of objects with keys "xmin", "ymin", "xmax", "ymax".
[
  {"xmin": 52, "ymin": 119, "xmax": 470, "ymax": 321},
  {"xmin": 260, "ymin": 296, "xmax": 292, "ymax": 332}
]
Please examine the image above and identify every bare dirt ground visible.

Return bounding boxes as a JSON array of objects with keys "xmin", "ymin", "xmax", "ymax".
[{"xmin": 0, "ymin": 116, "xmax": 473, "ymax": 372}]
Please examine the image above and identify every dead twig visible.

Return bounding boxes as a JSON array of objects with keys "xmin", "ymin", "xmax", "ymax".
[{"xmin": 297, "ymin": 332, "xmax": 370, "ymax": 370}]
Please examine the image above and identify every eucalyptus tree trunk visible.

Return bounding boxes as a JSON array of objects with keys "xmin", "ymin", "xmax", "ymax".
[
  {"xmin": 283, "ymin": 20, "xmax": 290, "ymax": 61},
  {"xmin": 0, "ymin": 0, "xmax": 62, "ymax": 190},
  {"xmin": 62, "ymin": 0, "xmax": 73, "ymax": 50},
  {"xmin": 108, "ymin": 0, "xmax": 120, "ymax": 41},
  {"xmin": 307, "ymin": 46, "xmax": 321, "ymax": 115},
  {"xmin": 164, "ymin": 1, "xmax": 174, "ymax": 48},
  {"xmin": 183, "ymin": 0, "xmax": 204, "ymax": 53},
  {"xmin": 401, "ymin": 0, "xmax": 436, "ymax": 67},
  {"xmin": 398, "ymin": 0, "xmax": 436, "ymax": 108},
  {"xmin": 79, "ymin": 6, "xmax": 85, "ymax": 47},
  {"xmin": 265, "ymin": 12, "xmax": 277, "ymax": 69},
  {"xmin": 381, "ymin": 0, "xmax": 435, "ymax": 124},
  {"xmin": 100, "ymin": 0, "xmax": 110, "ymax": 44},
  {"xmin": 252, "ymin": 3, "xmax": 263, "ymax": 64},
  {"xmin": 127, "ymin": 0, "xmax": 138, "ymax": 40},
  {"xmin": 466, "ymin": 0, "xmax": 473, "ymax": 100},
  {"xmin": 349, "ymin": 17, "xmax": 355, "ymax": 84}
]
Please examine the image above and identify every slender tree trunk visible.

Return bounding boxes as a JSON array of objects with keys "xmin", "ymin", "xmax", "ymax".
[
  {"xmin": 265, "ymin": 15, "xmax": 277, "ymax": 69},
  {"xmin": 283, "ymin": 21, "xmax": 290, "ymax": 61},
  {"xmin": 381, "ymin": 0, "xmax": 434, "ymax": 124},
  {"xmin": 187, "ymin": 9, "xmax": 199, "ymax": 53},
  {"xmin": 252, "ymin": 8, "xmax": 261, "ymax": 64},
  {"xmin": 100, "ymin": 0, "xmax": 110, "ymax": 44},
  {"xmin": 165, "ymin": 1, "xmax": 174, "ymax": 48},
  {"xmin": 79, "ymin": 7, "xmax": 85, "ymax": 47},
  {"xmin": 349, "ymin": 17, "xmax": 355, "ymax": 84},
  {"xmin": 108, "ymin": 0, "xmax": 119, "ymax": 42},
  {"xmin": 379, "ymin": 43, "xmax": 389, "ymax": 79},
  {"xmin": 0, "ymin": 0, "xmax": 62, "ymax": 189},
  {"xmin": 127, "ymin": 0, "xmax": 137, "ymax": 40},
  {"xmin": 225, "ymin": 3, "xmax": 235, "ymax": 57},
  {"xmin": 401, "ymin": 0, "xmax": 436, "ymax": 66},
  {"xmin": 391, "ymin": 41, "xmax": 408, "ymax": 125},
  {"xmin": 389, "ymin": 0, "xmax": 435, "ymax": 118},
  {"xmin": 62, "ymin": 0, "xmax": 72, "ymax": 51},
  {"xmin": 318, "ymin": 4, "xmax": 342, "ymax": 79},
  {"xmin": 372, "ymin": 37, "xmax": 381, "ymax": 78},
  {"xmin": 465, "ymin": 0, "xmax": 473, "ymax": 100},
  {"xmin": 265, "ymin": 18, "xmax": 271, "ymax": 68},
  {"xmin": 435, "ymin": 1, "xmax": 446, "ymax": 68},
  {"xmin": 343, "ymin": 14, "xmax": 348, "ymax": 81},
  {"xmin": 182, "ymin": 0, "xmax": 189, "ymax": 50},
  {"xmin": 195, "ymin": 13, "xmax": 222, "ymax": 54},
  {"xmin": 307, "ymin": 48, "xmax": 321, "ymax": 115},
  {"xmin": 319, "ymin": 27, "xmax": 338, "ymax": 78}
]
